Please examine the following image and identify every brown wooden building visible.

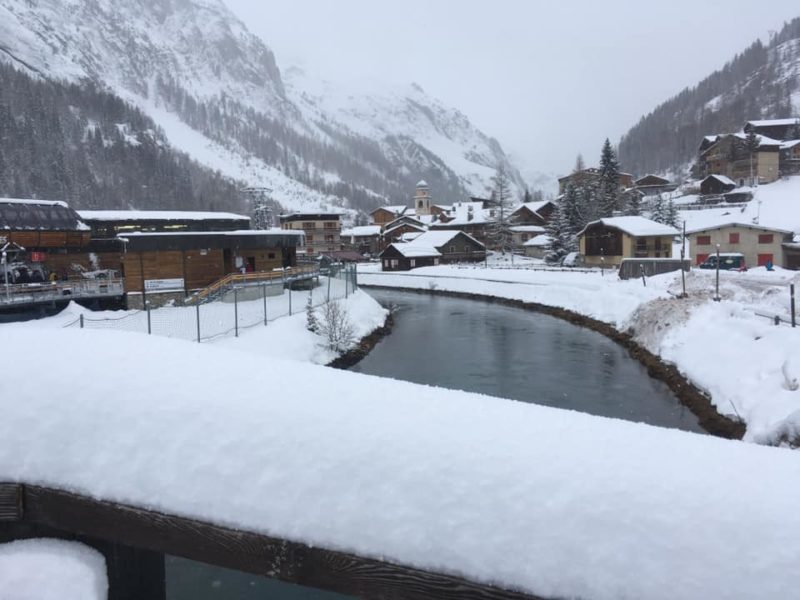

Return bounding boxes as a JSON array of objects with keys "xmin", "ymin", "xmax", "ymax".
[
  {"xmin": 280, "ymin": 212, "xmax": 342, "ymax": 256},
  {"xmin": 379, "ymin": 244, "xmax": 441, "ymax": 271},
  {"xmin": 577, "ymin": 216, "xmax": 678, "ymax": 267}
]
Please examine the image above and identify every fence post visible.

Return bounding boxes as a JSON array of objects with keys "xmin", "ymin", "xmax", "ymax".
[
  {"xmin": 639, "ymin": 265, "xmax": 646, "ymax": 287},
  {"xmin": 196, "ymin": 303, "xmax": 201, "ymax": 343},
  {"xmin": 792, "ymin": 284, "xmax": 796, "ymax": 328},
  {"xmin": 345, "ymin": 266, "xmax": 349, "ymax": 299},
  {"xmin": 234, "ymin": 288, "xmax": 239, "ymax": 337},
  {"xmin": 288, "ymin": 280, "xmax": 292, "ymax": 316},
  {"xmin": 327, "ymin": 273, "xmax": 331, "ymax": 302},
  {"xmin": 146, "ymin": 302, "xmax": 151, "ymax": 335},
  {"xmin": 263, "ymin": 284, "xmax": 268, "ymax": 326},
  {"xmin": 713, "ymin": 244, "xmax": 721, "ymax": 302},
  {"xmin": 79, "ymin": 314, "xmax": 84, "ymax": 329}
]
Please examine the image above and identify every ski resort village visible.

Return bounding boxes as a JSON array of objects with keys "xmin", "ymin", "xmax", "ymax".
[{"xmin": 4, "ymin": 2, "xmax": 800, "ymax": 599}]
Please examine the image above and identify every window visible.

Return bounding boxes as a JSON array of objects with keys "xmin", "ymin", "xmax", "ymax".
[
  {"xmin": 636, "ymin": 238, "xmax": 647, "ymax": 253},
  {"xmin": 325, "ymin": 235, "xmax": 335, "ymax": 242},
  {"xmin": 697, "ymin": 235, "xmax": 711, "ymax": 246},
  {"xmin": 324, "ymin": 222, "xmax": 337, "ymax": 229},
  {"xmin": 306, "ymin": 234, "xmax": 314, "ymax": 242},
  {"xmin": 449, "ymin": 246, "xmax": 456, "ymax": 253},
  {"xmin": 391, "ymin": 259, "xmax": 399, "ymax": 267},
  {"xmin": 758, "ymin": 234, "xmax": 774, "ymax": 244},
  {"xmin": 729, "ymin": 233, "xmax": 739, "ymax": 244},
  {"xmin": 302, "ymin": 221, "xmax": 315, "ymax": 229},
  {"xmin": 410, "ymin": 259, "xmax": 416, "ymax": 267}
]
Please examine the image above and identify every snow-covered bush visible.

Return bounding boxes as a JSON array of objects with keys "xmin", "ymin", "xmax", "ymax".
[
  {"xmin": 306, "ymin": 293, "xmax": 318, "ymax": 333},
  {"xmin": 318, "ymin": 300, "xmax": 355, "ymax": 352}
]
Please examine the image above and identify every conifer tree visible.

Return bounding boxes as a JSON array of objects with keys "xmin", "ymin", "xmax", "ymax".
[
  {"xmin": 598, "ymin": 138, "xmax": 621, "ymax": 217},
  {"xmin": 306, "ymin": 293, "xmax": 318, "ymax": 333},
  {"xmin": 650, "ymin": 194, "xmax": 667, "ymax": 223},
  {"xmin": 545, "ymin": 201, "xmax": 569, "ymax": 262},
  {"xmin": 745, "ymin": 130, "xmax": 760, "ymax": 186},
  {"xmin": 665, "ymin": 198, "xmax": 680, "ymax": 228},
  {"xmin": 623, "ymin": 190, "xmax": 642, "ymax": 216}
]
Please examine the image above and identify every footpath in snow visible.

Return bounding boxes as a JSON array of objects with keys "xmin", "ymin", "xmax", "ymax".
[
  {"xmin": 2, "ymin": 326, "xmax": 800, "ymax": 600},
  {"xmin": 359, "ymin": 262, "xmax": 800, "ymax": 443}
]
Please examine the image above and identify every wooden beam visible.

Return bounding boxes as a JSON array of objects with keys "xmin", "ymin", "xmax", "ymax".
[{"xmin": 22, "ymin": 485, "xmax": 544, "ymax": 600}]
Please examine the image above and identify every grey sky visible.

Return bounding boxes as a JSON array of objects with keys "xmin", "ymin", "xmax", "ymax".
[{"xmin": 226, "ymin": 0, "xmax": 799, "ymax": 181}]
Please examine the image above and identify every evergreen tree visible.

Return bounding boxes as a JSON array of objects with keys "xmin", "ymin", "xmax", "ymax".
[
  {"xmin": 650, "ymin": 194, "xmax": 667, "ymax": 223},
  {"xmin": 598, "ymin": 138, "xmax": 621, "ymax": 217},
  {"xmin": 665, "ymin": 198, "xmax": 680, "ymax": 228},
  {"xmin": 545, "ymin": 201, "xmax": 569, "ymax": 262},
  {"xmin": 574, "ymin": 153, "xmax": 586, "ymax": 173},
  {"xmin": 306, "ymin": 293, "xmax": 319, "ymax": 333},
  {"xmin": 559, "ymin": 182, "xmax": 583, "ymax": 251},
  {"xmin": 791, "ymin": 119, "xmax": 800, "ymax": 140},
  {"xmin": 745, "ymin": 130, "xmax": 760, "ymax": 185},
  {"xmin": 623, "ymin": 190, "xmax": 642, "ymax": 216}
]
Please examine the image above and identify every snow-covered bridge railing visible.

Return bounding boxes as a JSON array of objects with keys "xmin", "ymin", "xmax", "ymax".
[{"xmin": 0, "ymin": 483, "xmax": 543, "ymax": 600}]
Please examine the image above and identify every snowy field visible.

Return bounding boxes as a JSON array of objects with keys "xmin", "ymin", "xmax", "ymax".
[
  {"xmin": 0, "ymin": 539, "xmax": 107, "ymax": 600},
  {"xmin": 359, "ymin": 263, "xmax": 800, "ymax": 443},
  {"xmin": 2, "ymin": 325, "xmax": 800, "ymax": 600}
]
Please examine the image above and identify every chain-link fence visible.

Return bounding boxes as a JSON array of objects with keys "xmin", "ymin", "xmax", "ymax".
[{"xmin": 64, "ymin": 264, "xmax": 359, "ymax": 343}]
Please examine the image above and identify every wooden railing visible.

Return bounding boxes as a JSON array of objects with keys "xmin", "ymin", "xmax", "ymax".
[
  {"xmin": 0, "ymin": 483, "xmax": 543, "ymax": 600},
  {"xmin": 187, "ymin": 266, "xmax": 319, "ymax": 304}
]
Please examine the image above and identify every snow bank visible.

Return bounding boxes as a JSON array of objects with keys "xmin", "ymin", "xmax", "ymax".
[
  {"xmin": 0, "ymin": 539, "xmax": 107, "ymax": 600},
  {"xmin": 2, "ymin": 326, "xmax": 800, "ymax": 600}
]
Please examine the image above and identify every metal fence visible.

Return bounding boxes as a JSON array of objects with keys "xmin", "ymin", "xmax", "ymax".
[{"xmin": 64, "ymin": 264, "xmax": 358, "ymax": 343}]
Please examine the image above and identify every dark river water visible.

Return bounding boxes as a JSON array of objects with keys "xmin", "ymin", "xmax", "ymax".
[{"xmin": 166, "ymin": 288, "xmax": 702, "ymax": 599}]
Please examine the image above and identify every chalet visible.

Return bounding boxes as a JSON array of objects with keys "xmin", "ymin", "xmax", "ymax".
[
  {"xmin": 370, "ymin": 205, "xmax": 409, "ymax": 227},
  {"xmin": 700, "ymin": 174, "xmax": 737, "ymax": 196},
  {"xmin": 686, "ymin": 222, "xmax": 793, "ymax": 268},
  {"xmin": 523, "ymin": 234, "xmax": 551, "ymax": 259},
  {"xmin": 280, "ymin": 212, "xmax": 343, "ymax": 257},
  {"xmin": 340, "ymin": 225, "xmax": 382, "ymax": 256},
  {"xmin": 781, "ymin": 140, "xmax": 800, "ymax": 176},
  {"xmin": 410, "ymin": 230, "xmax": 486, "ymax": 264},
  {"xmin": 743, "ymin": 118, "xmax": 800, "ymax": 142},
  {"xmin": 698, "ymin": 133, "xmax": 781, "ymax": 185},
  {"xmin": 429, "ymin": 201, "xmax": 494, "ymax": 247},
  {"xmin": 509, "ymin": 200, "xmax": 555, "ymax": 227},
  {"xmin": 382, "ymin": 221, "xmax": 427, "ymax": 246},
  {"xmin": 558, "ymin": 169, "xmax": 634, "ymax": 195},
  {"xmin": 510, "ymin": 225, "xmax": 546, "ymax": 249},
  {"xmin": 634, "ymin": 174, "xmax": 678, "ymax": 196},
  {"xmin": 379, "ymin": 244, "xmax": 440, "ymax": 271},
  {"xmin": 577, "ymin": 216, "xmax": 678, "ymax": 267}
]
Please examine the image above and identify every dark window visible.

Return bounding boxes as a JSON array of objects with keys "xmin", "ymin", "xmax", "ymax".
[
  {"xmin": 697, "ymin": 235, "xmax": 711, "ymax": 246},
  {"xmin": 758, "ymin": 234, "xmax": 774, "ymax": 244},
  {"xmin": 729, "ymin": 233, "xmax": 740, "ymax": 244}
]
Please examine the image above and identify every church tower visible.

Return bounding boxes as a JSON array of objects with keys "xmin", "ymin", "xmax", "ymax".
[{"xmin": 413, "ymin": 180, "xmax": 431, "ymax": 215}]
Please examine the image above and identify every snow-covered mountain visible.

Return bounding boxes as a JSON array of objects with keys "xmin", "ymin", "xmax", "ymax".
[
  {"xmin": 618, "ymin": 16, "xmax": 800, "ymax": 178},
  {"xmin": 0, "ymin": 0, "xmax": 529, "ymax": 214}
]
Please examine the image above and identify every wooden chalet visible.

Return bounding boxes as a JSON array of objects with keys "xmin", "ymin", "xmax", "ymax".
[
  {"xmin": 379, "ymin": 243, "xmax": 441, "ymax": 271},
  {"xmin": 341, "ymin": 225, "xmax": 382, "ymax": 256},
  {"xmin": 700, "ymin": 174, "xmax": 737, "ymax": 196},
  {"xmin": 370, "ymin": 205, "xmax": 409, "ymax": 227},
  {"xmin": 577, "ymin": 216, "xmax": 678, "ymax": 267},
  {"xmin": 781, "ymin": 140, "xmax": 800, "ymax": 176},
  {"xmin": 634, "ymin": 174, "xmax": 678, "ymax": 196},
  {"xmin": 743, "ymin": 118, "xmax": 800, "ymax": 142},
  {"xmin": 509, "ymin": 201, "xmax": 555, "ymax": 227},
  {"xmin": 698, "ymin": 133, "xmax": 781, "ymax": 185},
  {"xmin": 410, "ymin": 230, "xmax": 486, "ymax": 264},
  {"xmin": 558, "ymin": 169, "xmax": 634, "ymax": 195}
]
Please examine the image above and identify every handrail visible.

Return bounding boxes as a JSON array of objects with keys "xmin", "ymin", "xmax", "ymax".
[{"xmin": 187, "ymin": 266, "xmax": 319, "ymax": 304}]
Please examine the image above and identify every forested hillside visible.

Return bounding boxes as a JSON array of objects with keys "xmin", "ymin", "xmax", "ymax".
[
  {"xmin": 618, "ymin": 17, "xmax": 800, "ymax": 177},
  {"xmin": 0, "ymin": 62, "xmax": 243, "ymax": 211}
]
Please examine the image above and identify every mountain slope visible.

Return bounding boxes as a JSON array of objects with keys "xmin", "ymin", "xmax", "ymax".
[
  {"xmin": 0, "ymin": 0, "xmax": 526, "ymax": 213},
  {"xmin": 618, "ymin": 17, "xmax": 800, "ymax": 178}
]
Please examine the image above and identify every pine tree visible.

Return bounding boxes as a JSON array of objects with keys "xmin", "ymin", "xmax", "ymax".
[
  {"xmin": 791, "ymin": 119, "xmax": 800, "ymax": 140},
  {"xmin": 545, "ymin": 201, "xmax": 569, "ymax": 262},
  {"xmin": 745, "ymin": 130, "xmax": 760, "ymax": 186},
  {"xmin": 650, "ymin": 194, "xmax": 667, "ymax": 223},
  {"xmin": 623, "ymin": 190, "xmax": 642, "ymax": 216},
  {"xmin": 665, "ymin": 198, "xmax": 680, "ymax": 228},
  {"xmin": 559, "ymin": 182, "xmax": 583, "ymax": 251},
  {"xmin": 598, "ymin": 138, "xmax": 621, "ymax": 217},
  {"xmin": 306, "ymin": 293, "xmax": 318, "ymax": 333}
]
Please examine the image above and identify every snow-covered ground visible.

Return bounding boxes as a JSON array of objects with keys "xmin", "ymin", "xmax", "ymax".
[
  {"xmin": 3, "ymin": 326, "xmax": 800, "ymax": 600},
  {"xmin": 0, "ymin": 539, "xmax": 107, "ymax": 600},
  {"xmin": 359, "ymin": 263, "xmax": 800, "ymax": 443}
]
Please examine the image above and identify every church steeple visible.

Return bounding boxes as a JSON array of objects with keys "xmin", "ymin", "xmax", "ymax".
[{"xmin": 414, "ymin": 180, "xmax": 431, "ymax": 215}]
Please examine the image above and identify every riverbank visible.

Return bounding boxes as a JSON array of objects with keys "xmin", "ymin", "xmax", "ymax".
[{"xmin": 359, "ymin": 264, "xmax": 800, "ymax": 444}]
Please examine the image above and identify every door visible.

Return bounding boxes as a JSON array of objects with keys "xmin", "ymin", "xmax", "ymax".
[
  {"xmin": 757, "ymin": 254, "xmax": 774, "ymax": 267},
  {"xmin": 696, "ymin": 254, "xmax": 709, "ymax": 265}
]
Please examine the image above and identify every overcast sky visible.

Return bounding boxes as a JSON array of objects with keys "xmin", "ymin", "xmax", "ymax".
[{"xmin": 226, "ymin": 0, "xmax": 798, "ymax": 182}]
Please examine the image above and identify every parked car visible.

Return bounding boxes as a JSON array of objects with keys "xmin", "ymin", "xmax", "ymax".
[
  {"xmin": 699, "ymin": 253, "xmax": 747, "ymax": 271},
  {"xmin": 561, "ymin": 252, "xmax": 585, "ymax": 267}
]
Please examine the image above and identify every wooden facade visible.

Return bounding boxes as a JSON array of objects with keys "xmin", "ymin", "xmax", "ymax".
[
  {"xmin": 280, "ymin": 213, "xmax": 342, "ymax": 256},
  {"xmin": 379, "ymin": 244, "xmax": 440, "ymax": 271},
  {"xmin": 700, "ymin": 175, "xmax": 736, "ymax": 196},
  {"xmin": 578, "ymin": 218, "xmax": 678, "ymax": 267}
]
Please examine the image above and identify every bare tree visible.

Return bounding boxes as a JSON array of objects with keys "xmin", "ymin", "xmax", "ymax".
[
  {"xmin": 318, "ymin": 299, "xmax": 355, "ymax": 352},
  {"xmin": 487, "ymin": 163, "xmax": 514, "ymax": 257}
]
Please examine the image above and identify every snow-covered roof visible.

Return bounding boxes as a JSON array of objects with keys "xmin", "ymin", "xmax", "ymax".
[
  {"xmin": 686, "ymin": 222, "xmax": 794, "ymax": 236},
  {"xmin": 410, "ymin": 229, "xmax": 484, "ymax": 249},
  {"xmin": 399, "ymin": 231, "xmax": 424, "ymax": 242},
  {"xmin": 384, "ymin": 222, "xmax": 427, "ymax": 236},
  {"xmin": 523, "ymin": 234, "xmax": 551, "ymax": 247},
  {"xmin": 341, "ymin": 225, "xmax": 381, "ymax": 237},
  {"xmin": 746, "ymin": 118, "xmax": 800, "ymax": 128},
  {"xmin": 121, "ymin": 229, "xmax": 304, "ymax": 237},
  {"xmin": 78, "ymin": 210, "xmax": 249, "ymax": 222},
  {"xmin": 781, "ymin": 140, "xmax": 800, "ymax": 150},
  {"xmin": 579, "ymin": 217, "xmax": 679, "ymax": 238},
  {"xmin": 416, "ymin": 180, "xmax": 429, "ymax": 188},
  {"xmin": 510, "ymin": 225, "xmax": 546, "ymax": 233},
  {"xmin": 0, "ymin": 197, "xmax": 69, "ymax": 208},
  {"xmin": 732, "ymin": 132, "xmax": 782, "ymax": 147},
  {"xmin": 515, "ymin": 200, "xmax": 552, "ymax": 216},
  {"xmin": 703, "ymin": 174, "xmax": 737, "ymax": 186},
  {"xmin": 389, "ymin": 243, "xmax": 441, "ymax": 258},
  {"xmin": 372, "ymin": 205, "xmax": 408, "ymax": 215},
  {"xmin": 438, "ymin": 201, "xmax": 493, "ymax": 225}
]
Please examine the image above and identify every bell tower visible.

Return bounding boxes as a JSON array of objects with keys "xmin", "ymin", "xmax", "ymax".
[{"xmin": 414, "ymin": 180, "xmax": 431, "ymax": 215}]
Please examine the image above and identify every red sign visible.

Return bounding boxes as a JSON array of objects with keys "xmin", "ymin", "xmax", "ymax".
[{"xmin": 29, "ymin": 252, "xmax": 47, "ymax": 262}]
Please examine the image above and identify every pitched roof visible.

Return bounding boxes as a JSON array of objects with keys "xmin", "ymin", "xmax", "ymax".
[
  {"xmin": 341, "ymin": 225, "xmax": 382, "ymax": 237},
  {"xmin": 745, "ymin": 118, "xmax": 800, "ymax": 128},
  {"xmin": 685, "ymin": 222, "xmax": 793, "ymax": 236},
  {"xmin": 578, "ymin": 217, "xmax": 679, "ymax": 238},
  {"xmin": 411, "ymin": 229, "xmax": 484, "ymax": 249},
  {"xmin": 702, "ymin": 174, "xmax": 736, "ymax": 186},
  {"xmin": 382, "ymin": 243, "xmax": 441, "ymax": 258},
  {"xmin": 523, "ymin": 234, "xmax": 551, "ymax": 247},
  {"xmin": 1, "ymin": 198, "xmax": 89, "ymax": 231},
  {"xmin": 79, "ymin": 210, "xmax": 249, "ymax": 222}
]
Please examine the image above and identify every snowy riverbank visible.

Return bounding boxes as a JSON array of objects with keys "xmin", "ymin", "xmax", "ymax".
[{"xmin": 359, "ymin": 263, "xmax": 800, "ymax": 444}]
